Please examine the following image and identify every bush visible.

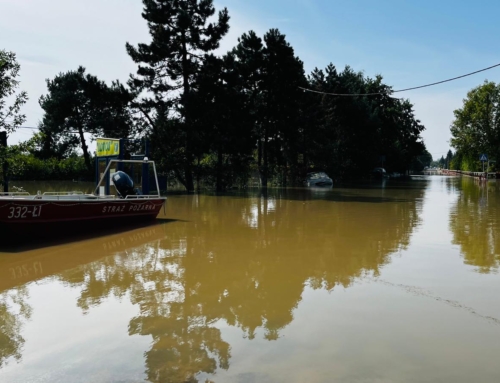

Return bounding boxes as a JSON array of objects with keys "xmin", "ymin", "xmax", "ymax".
[{"xmin": 5, "ymin": 154, "xmax": 92, "ymax": 181}]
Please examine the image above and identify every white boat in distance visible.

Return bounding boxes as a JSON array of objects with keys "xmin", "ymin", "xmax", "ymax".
[{"xmin": 305, "ymin": 172, "xmax": 333, "ymax": 187}]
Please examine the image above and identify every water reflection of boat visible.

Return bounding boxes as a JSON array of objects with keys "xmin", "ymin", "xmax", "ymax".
[
  {"xmin": 305, "ymin": 172, "xmax": 333, "ymax": 187},
  {"xmin": 0, "ymin": 159, "xmax": 166, "ymax": 239},
  {"xmin": 0, "ymin": 222, "xmax": 168, "ymax": 293}
]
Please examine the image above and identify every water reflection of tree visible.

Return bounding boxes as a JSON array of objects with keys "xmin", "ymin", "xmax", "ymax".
[
  {"xmin": 450, "ymin": 178, "xmax": 500, "ymax": 272},
  {"xmin": 58, "ymin": 185, "xmax": 425, "ymax": 382},
  {"xmin": 0, "ymin": 287, "xmax": 32, "ymax": 368},
  {"xmin": 59, "ymin": 237, "xmax": 230, "ymax": 383}
]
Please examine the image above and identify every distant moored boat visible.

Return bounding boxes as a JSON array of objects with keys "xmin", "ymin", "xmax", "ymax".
[{"xmin": 305, "ymin": 172, "xmax": 333, "ymax": 187}]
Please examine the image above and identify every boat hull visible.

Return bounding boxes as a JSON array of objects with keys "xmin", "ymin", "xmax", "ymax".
[{"xmin": 0, "ymin": 198, "xmax": 165, "ymax": 241}]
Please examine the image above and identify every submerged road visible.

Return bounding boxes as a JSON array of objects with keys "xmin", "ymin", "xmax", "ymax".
[{"xmin": 1, "ymin": 176, "xmax": 500, "ymax": 383}]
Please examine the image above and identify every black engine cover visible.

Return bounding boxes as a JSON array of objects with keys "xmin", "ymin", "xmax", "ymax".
[{"xmin": 112, "ymin": 171, "xmax": 137, "ymax": 198}]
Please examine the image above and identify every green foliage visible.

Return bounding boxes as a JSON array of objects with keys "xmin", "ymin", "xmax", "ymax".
[
  {"xmin": 431, "ymin": 155, "xmax": 446, "ymax": 168},
  {"xmin": 446, "ymin": 149, "xmax": 453, "ymax": 163},
  {"xmin": 303, "ymin": 65, "xmax": 426, "ymax": 178},
  {"xmin": 1, "ymin": 140, "xmax": 91, "ymax": 181},
  {"xmin": 450, "ymin": 81, "xmax": 500, "ymax": 171},
  {"xmin": 411, "ymin": 149, "xmax": 433, "ymax": 171},
  {"xmin": 227, "ymin": 29, "xmax": 308, "ymax": 187},
  {"xmin": 0, "ymin": 50, "xmax": 28, "ymax": 136},
  {"xmin": 6, "ymin": 153, "xmax": 91, "ymax": 181},
  {"xmin": 0, "ymin": 50, "xmax": 28, "ymax": 187},
  {"xmin": 449, "ymin": 152, "xmax": 460, "ymax": 170},
  {"xmin": 192, "ymin": 53, "xmax": 255, "ymax": 190},
  {"xmin": 455, "ymin": 153, "xmax": 478, "ymax": 172},
  {"xmin": 39, "ymin": 67, "xmax": 133, "ymax": 169}
]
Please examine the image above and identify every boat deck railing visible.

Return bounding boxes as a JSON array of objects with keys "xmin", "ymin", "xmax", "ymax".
[
  {"xmin": 0, "ymin": 159, "xmax": 164, "ymax": 201},
  {"xmin": 36, "ymin": 193, "xmax": 112, "ymax": 200},
  {"xmin": 0, "ymin": 192, "xmax": 164, "ymax": 201},
  {"xmin": 123, "ymin": 195, "xmax": 163, "ymax": 199},
  {"xmin": 35, "ymin": 194, "xmax": 163, "ymax": 200},
  {"xmin": 94, "ymin": 159, "xmax": 162, "ymax": 198}
]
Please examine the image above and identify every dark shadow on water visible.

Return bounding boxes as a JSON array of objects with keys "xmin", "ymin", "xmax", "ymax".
[
  {"xmin": 198, "ymin": 178, "xmax": 429, "ymax": 204},
  {"xmin": 0, "ymin": 219, "xmax": 179, "ymax": 253}
]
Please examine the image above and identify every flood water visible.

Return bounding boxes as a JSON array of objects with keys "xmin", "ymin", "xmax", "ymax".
[{"xmin": 1, "ymin": 176, "xmax": 500, "ymax": 383}]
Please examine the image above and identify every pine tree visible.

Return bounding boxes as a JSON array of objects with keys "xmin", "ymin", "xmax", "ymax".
[
  {"xmin": 233, "ymin": 29, "xmax": 305, "ymax": 187},
  {"xmin": 261, "ymin": 29, "xmax": 306, "ymax": 186},
  {"xmin": 193, "ymin": 54, "xmax": 254, "ymax": 191},
  {"xmin": 126, "ymin": 0, "xmax": 230, "ymax": 192}
]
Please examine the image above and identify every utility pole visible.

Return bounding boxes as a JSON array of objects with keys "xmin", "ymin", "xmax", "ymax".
[{"xmin": 0, "ymin": 131, "xmax": 8, "ymax": 193}]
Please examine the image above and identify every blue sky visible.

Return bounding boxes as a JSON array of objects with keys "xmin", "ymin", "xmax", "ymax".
[{"xmin": 2, "ymin": 0, "xmax": 500, "ymax": 160}]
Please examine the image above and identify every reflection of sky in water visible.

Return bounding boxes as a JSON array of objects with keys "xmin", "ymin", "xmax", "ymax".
[
  {"xmin": 244, "ymin": 204, "xmax": 259, "ymax": 229},
  {"xmin": 243, "ymin": 197, "xmax": 276, "ymax": 229},
  {"xmin": 267, "ymin": 197, "xmax": 276, "ymax": 212}
]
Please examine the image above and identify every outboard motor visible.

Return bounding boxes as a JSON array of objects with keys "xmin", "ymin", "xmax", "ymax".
[{"xmin": 112, "ymin": 171, "xmax": 139, "ymax": 198}]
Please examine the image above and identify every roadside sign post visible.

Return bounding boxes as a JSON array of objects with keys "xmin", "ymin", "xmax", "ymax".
[
  {"xmin": 480, "ymin": 154, "xmax": 488, "ymax": 178},
  {"xmin": 95, "ymin": 137, "xmax": 152, "ymax": 196}
]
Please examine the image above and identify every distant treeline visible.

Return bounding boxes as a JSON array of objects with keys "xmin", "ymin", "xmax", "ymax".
[{"xmin": 1, "ymin": 1, "xmax": 432, "ymax": 191}]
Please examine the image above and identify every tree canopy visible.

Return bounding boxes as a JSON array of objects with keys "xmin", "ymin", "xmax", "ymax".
[
  {"xmin": 450, "ymin": 81, "xmax": 500, "ymax": 171},
  {"xmin": 302, "ymin": 65, "xmax": 426, "ymax": 178},
  {"xmin": 1, "ymin": 50, "xmax": 28, "ymax": 187},
  {"xmin": 0, "ymin": 50, "xmax": 28, "ymax": 136},
  {"xmin": 126, "ymin": 0, "xmax": 230, "ymax": 191},
  {"xmin": 39, "ymin": 67, "xmax": 133, "ymax": 170}
]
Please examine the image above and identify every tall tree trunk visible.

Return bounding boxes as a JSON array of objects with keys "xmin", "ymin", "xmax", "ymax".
[
  {"xmin": 185, "ymin": 165, "xmax": 194, "ymax": 193},
  {"xmin": 257, "ymin": 138, "xmax": 262, "ymax": 186},
  {"xmin": 181, "ymin": 33, "xmax": 194, "ymax": 192},
  {"xmin": 216, "ymin": 149, "xmax": 223, "ymax": 192},
  {"xmin": 283, "ymin": 160, "xmax": 288, "ymax": 187},
  {"xmin": 258, "ymin": 138, "xmax": 262, "ymax": 168},
  {"xmin": 77, "ymin": 124, "xmax": 91, "ymax": 171},
  {"xmin": 196, "ymin": 155, "xmax": 201, "ymax": 192},
  {"xmin": 261, "ymin": 131, "xmax": 268, "ymax": 188}
]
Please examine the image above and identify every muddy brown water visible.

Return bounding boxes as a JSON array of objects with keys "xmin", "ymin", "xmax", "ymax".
[{"xmin": 1, "ymin": 176, "xmax": 500, "ymax": 383}]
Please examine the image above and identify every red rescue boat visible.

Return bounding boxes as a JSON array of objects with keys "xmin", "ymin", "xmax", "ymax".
[{"xmin": 0, "ymin": 159, "xmax": 166, "ymax": 240}]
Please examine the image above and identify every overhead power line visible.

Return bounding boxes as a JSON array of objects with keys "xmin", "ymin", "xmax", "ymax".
[
  {"xmin": 299, "ymin": 62, "xmax": 500, "ymax": 97},
  {"xmin": 17, "ymin": 126, "xmax": 130, "ymax": 135},
  {"xmin": 298, "ymin": 87, "xmax": 393, "ymax": 97}
]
